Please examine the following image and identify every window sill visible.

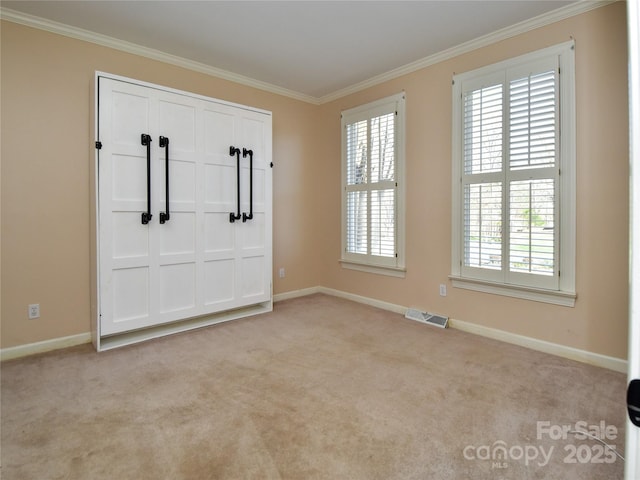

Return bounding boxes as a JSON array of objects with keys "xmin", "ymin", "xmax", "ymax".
[
  {"xmin": 340, "ymin": 260, "xmax": 406, "ymax": 278},
  {"xmin": 449, "ymin": 275, "xmax": 576, "ymax": 307}
]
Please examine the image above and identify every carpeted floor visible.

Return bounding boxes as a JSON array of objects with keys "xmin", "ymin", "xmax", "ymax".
[{"xmin": 0, "ymin": 294, "xmax": 627, "ymax": 479}]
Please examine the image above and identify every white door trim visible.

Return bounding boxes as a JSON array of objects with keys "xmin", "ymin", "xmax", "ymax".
[{"xmin": 626, "ymin": 1, "xmax": 640, "ymax": 478}]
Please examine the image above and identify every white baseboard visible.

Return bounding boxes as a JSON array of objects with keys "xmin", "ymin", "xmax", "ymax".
[
  {"xmin": 278, "ymin": 286, "xmax": 628, "ymax": 373},
  {"xmin": 3, "ymin": 288, "xmax": 629, "ymax": 373},
  {"xmin": 2, "ymin": 291, "xmax": 310, "ymax": 360},
  {"xmin": 273, "ymin": 286, "xmax": 321, "ymax": 302},
  {"xmin": 316, "ymin": 287, "xmax": 407, "ymax": 314},
  {"xmin": 274, "ymin": 286, "xmax": 406, "ymax": 314},
  {"xmin": 448, "ymin": 318, "xmax": 628, "ymax": 373},
  {"xmin": 1, "ymin": 332, "xmax": 92, "ymax": 362}
]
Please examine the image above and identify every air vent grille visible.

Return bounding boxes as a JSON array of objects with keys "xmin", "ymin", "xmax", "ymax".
[{"xmin": 405, "ymin": 308, "xmax": 449, "ymax": 328}]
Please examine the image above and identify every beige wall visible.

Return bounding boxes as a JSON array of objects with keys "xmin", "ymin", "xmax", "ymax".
[
  {"xmin": 1, "ymin": 2, "xmax": 630, "ymax": 360},
  {"xmin": 317, "ymin": 2, "xmax": 629, "ymax": 360}
]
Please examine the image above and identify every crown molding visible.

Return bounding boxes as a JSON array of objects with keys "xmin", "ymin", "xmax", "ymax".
[
  {"xmin": 318, "ymin": 0, "xmax": 616, "ymax": 104},
  {"xmin": 0, "ymin": 7, "xmax": 321, "ymax": 105},
  {"xmin": 1, "ymin": 1, "xmax": 615, "ymax": 105}
]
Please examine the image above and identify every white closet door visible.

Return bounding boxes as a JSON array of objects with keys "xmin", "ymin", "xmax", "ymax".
[
  {"xmin": 154, "ymin": 91, "xmax": 200, "ymax": 325},
  {"xmin": 99, "ymin": 78, "xmax": 157, "ymax": 335},
  {"xmin": 202, "ymin": 103, "xmax": 239, "ymax": 310},
  {"xmin": 201, "ymin": 106, "xmax": 272, "ymax": 310},
  {"xmin": 237, "ymin": 113, "xmax": 272, "ymax": 304},
  {"xmin": 99, "ymin": 78, "xmax": 202, "ymax": 335},
  {"xmin": 98, "ymin": 74, "xmax": 272, "ymax": 339}
]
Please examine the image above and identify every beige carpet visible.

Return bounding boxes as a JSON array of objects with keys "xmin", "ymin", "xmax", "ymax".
[{"xmin": 1, "ymin": 294, "xmax": 627, "ymax": 479}]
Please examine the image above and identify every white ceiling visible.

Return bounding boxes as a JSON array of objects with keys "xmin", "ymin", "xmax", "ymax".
[{"xmin": 2, "ymin": 0, "xmax": 586, "ymax": 101}]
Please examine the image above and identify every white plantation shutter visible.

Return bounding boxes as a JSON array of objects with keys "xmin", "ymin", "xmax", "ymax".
[
  {"xmin": 509, "ymin": 179, "xmax": 555, "ymax": 276},
  {"xmin": 345, "ymin": 111, "xmax": 396, "ymax": 261},
  {"xmin": 347, "ymin": 120, "xmax": 368, "ymax": 185},
  {"xmin": 453, "ymin": 43, "xmax": 574, "ymax": 300},
  {"xmin": 464, "ymin": 182, "xmax": 502, "ymax": 272},
  {"xmin": 342, "ymin": 94, "xmax": 405, "ymax": 272},
  {"xmin": 462, "ymin": 79, "xmax": 504, "ymax": 281},
  {"xmin": 370, "ymin": 113, "xmax": 395, "ymax": 182},
  {"xmin": 371, "ymin": 188, "xmax": 395, "ymax": 257},
  {"xmin": 346, "ymin": 191, "xmax": 367, "ymax": 255},
  {"xmin": 509, "ymin": 69, "xmax": 557, "ymax": 170},
  {"xmin": 346, "ymin": 119, "xmax": 368, "ymax": 256},
  {"xmin": 464, "ymin": 83, "xmax": 503, "ymax": 175},
  {"xmin": 505, "ymin": 60, "xmax": 559, "ymax": 288}
]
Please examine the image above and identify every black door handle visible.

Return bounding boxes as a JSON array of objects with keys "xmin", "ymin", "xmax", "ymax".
[
  {"xmin": 159, "ymin": 136, "xmax": 170, "ymax": 224},
  {"xmin": 242, "ymin": 148, "xmax": 253, "ymax": 222},
  {"xmin": 229, "ymin": 146, "xmax": 242, "ymax": 223},
  {"xmin": 141, "ymin": 134, "xmax": 153, "ymax": 224},
  {"xmin": 629, "ymin": 378, "xmax": 640, "ymax": 427}
]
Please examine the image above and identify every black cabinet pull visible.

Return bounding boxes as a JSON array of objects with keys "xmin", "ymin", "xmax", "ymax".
[
  {"xmin": 229, "ymin": 146, "xmax": 242, "ymax": 223},
  {"xmin": 242, "ymin": 148, "xmax": 254, "ymax": 222},
  {"xmin": 141, "ymin": 134, "xmax": 153, "ymax": 224},
  {"xmin": 159, "ymin": 136, "xmax": 170, "ymax": 224}
]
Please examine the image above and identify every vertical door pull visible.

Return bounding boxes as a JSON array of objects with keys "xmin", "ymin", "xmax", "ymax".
[
  {"xmin": 242, "ymin": 148, "xmax": 254, "ymax": 222},
  {"xmin": 141, "ymin": 134, "xmax": 153, "ymax": 224},
  {"xmin": 159, "ymin": 136, "xmax": 170, "ymax": 224},
  {"xmin": 629, "ymin": 379, "xmax": 640, "ymax": 427},
  {"xmin": 229, "ymin": 146, "xmax": 242, "ymax": 222}
]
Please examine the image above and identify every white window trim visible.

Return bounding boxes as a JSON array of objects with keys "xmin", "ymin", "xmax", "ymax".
[
  {"xmin": 451, "ymin": 41, "xmax": 576, "ymax": 306},
  {"xmin": 341, "ymin": 93, "xmax": 406, "ymax": 277}
]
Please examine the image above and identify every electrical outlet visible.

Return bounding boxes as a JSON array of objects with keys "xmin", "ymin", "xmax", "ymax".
[
  {"xmin": 279, "ymin": 267, "xmax": 285, "ymax": 278},
  {"xmin": 439, "ymin": 284, "xmax": 447, "ymax": 297},
  {"xmin": 28, "ymin": 304, "xmax": 40, "ymax": 319}
]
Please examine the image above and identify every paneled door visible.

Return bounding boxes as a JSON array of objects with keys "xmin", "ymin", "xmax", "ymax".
[
  {"xmin": 202, "ymin": 104, "xmax": 272, "ymax": 312},
  {"xmin": 97, "ymin": 74, "xmax": 272, "ymax": 339}
]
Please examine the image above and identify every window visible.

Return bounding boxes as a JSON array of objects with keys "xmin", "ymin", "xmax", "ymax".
[
  {"xmin": 451, "ymin": 42, "xmax": 576, "ymax": 306},
  {"xmin": 341, "ymin": 93, "xmax": 405, "ymax": 276}
]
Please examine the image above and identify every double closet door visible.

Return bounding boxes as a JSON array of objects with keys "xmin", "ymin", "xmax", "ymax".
[{"xmin": 97, "ymin": 74, "xmax": 272, "ymax": 338}]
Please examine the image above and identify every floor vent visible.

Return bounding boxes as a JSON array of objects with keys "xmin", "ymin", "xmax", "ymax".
[{"xmin": 405, "ymin": 309, "xmax": 449, "ymax": 328}]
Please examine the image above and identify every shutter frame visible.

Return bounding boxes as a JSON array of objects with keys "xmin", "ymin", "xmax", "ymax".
[{"xmin": 341, "ymin": 93, "xmax": 405, "ymax": 272}]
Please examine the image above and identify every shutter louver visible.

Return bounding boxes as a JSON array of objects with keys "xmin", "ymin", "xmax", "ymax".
[
  {"xmin": 509, "ymin": 70, "xmax": 557, "ymax": 170},
  {"xmin": 347, "ymin": 191, "xmax": 368, "ymax": 255},
  {"xmin": 509, "ymin": 179, "xmax": 554, "ymax": 275},
  {"xmin": 371, "ymin": 113, "xmax": 395, "ymax": 182},
  {"xmin": 371, "ymin": 188, "xmax": 395, "ymax": 257},
  {"xmin": 464, "ymin": 182, "xmax": 502, "ymax": 269},
  {"xmin": 347, "ymin": 120, "xmax": 368, "ymax": 185},
  {"xmin": 464, "ymin": 84, "xmax": 503, "ymax": 174}
]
